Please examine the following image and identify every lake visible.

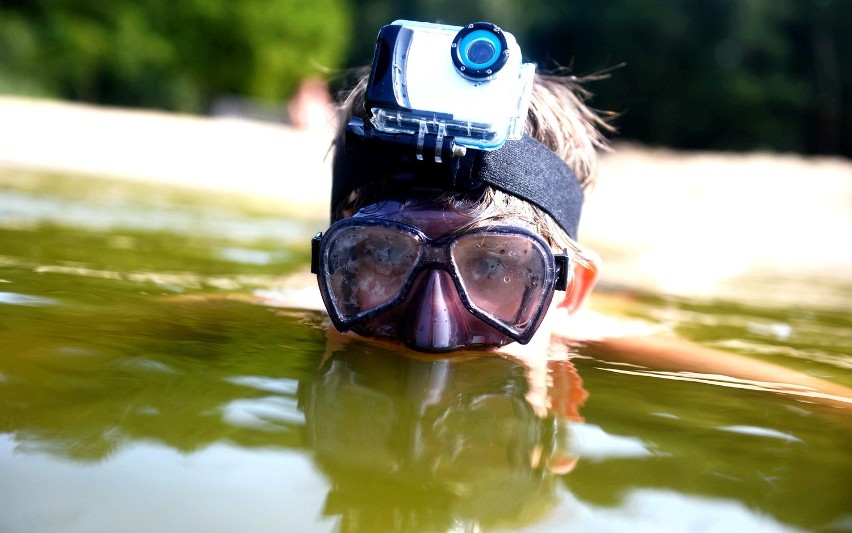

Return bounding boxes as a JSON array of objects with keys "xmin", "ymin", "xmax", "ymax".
[{"xmin": 1, "ymin": 168, "xmax": 850, "ymax": 533}]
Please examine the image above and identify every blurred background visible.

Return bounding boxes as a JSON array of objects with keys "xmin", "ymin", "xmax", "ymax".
[
  {"xmin": 3, "ymin": 6, "xmax": 852, "ymax": 533},
  {"xmin": 2, "ymin": 0, "xmax": 850, "ymax": 157}
]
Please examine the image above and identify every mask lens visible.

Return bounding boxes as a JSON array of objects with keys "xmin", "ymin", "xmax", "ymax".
[
  {"xmin": 324, "ymin": 225, "xmax": 420, "ymax": 318},
  {"xmin": 450, "ymin": 233, "xmax": 551, "ymax": 332}
]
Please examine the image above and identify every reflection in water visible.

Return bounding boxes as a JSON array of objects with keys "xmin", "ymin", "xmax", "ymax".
[
  {"xmin": 4, "ymin": 171, "xmax": 851, "ymax": 532},
  {"xmin": 0, "ymin": 300, "xmax": 324, "ymax": 460},
  {"xmin": 1, "ymin": 293, "xmax": 845, "ymax": 532},
  {"xmin": 300, "ymin": 339, "xmax": 584, "ymax": 532},
  {"xmin": 0, "ymin": 295, "xmax": 586, "ymax": 532}
]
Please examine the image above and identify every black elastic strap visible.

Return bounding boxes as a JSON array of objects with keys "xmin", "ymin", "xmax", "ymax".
[
  {"xmin": 332, "ymin": 124, "xmax": 584, "ymax": 240},
  {"xmin": 476, "ymin": 135, "xmax": 583, "ymax": 240}
]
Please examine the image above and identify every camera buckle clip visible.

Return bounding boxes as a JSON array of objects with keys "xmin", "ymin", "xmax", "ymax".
[
  {"xmin": 415, "ymin": 120, "xmax": 464, "ymax": 163},
  {"xmin": 347, "ymin": 118, "xmax": 466, "ymax": 165}
]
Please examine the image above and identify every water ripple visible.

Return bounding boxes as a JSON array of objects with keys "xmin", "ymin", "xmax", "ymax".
[
  {"xmin": 221, "ymin": 396, "xmax": 304, "ymax": 431},
  {"xmin": 0, "ymin": 291, "xmax": 59, "ymax": 307},
  {"xmin": 717, "ymin": 425, "xmax": 803, "ymax": 443},
  {"xmin": 224, "ymin": 376, "xmax": 299, "ymax": 395}
]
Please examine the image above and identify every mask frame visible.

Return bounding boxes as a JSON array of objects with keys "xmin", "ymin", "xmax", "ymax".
[{"xmin": 311, "ymin": 217, "xmax": 570, "ymax": 345}]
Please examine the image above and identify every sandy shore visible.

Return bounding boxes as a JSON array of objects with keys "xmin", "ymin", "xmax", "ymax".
[
  {"xmin": 0, "ymin": 96, "xmax": 334, "ymax": 213},
  {"xmin": 2, "ymin": 96, "xmax": 851, "ymax": 302}
]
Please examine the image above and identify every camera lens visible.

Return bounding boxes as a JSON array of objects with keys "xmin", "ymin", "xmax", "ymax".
[
  {"xmin": 451, "ymin": 22, "xmax": 510, "ymax": 79},
  {"xmin": 466, "ymin": 37, "xmax": 497, "ymax": 65}
]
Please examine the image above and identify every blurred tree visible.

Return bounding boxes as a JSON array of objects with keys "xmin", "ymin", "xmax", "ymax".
[
  {"xmin": 0, "ymin": 0, "xmax": 353, "ymax": 113},
  {"xmin": 2, "ymin": 0, "xmax": 849, "ymax": 156},
  {"xmin": 343, "ymin": 0, "xmax": 851, "ymax": 157},
  {"xmin": 555, "ymin": 0, "xmax": 850, "ymax": 156}
]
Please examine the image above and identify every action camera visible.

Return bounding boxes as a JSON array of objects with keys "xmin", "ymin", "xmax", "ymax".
[{"xmin": 364, "ymin": 20, "xmax": 535, "ymax": 153}]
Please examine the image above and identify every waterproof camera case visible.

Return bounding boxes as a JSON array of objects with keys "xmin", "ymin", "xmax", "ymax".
[{"xmin": 365, "ymin": 20, "xmax": 535, "ymax": 154}]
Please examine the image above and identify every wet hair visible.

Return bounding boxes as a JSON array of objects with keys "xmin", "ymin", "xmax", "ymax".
[{"xmin": 331, "ymin": 67, "xmax": 613, "ymax": 255}]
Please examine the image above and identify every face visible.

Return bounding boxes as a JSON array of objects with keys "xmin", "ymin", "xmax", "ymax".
[{"xmin": 316, "ymin": 199, "xmax": 567, "ymax": 353}]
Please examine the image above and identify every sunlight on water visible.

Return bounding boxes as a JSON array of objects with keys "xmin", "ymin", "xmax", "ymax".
[
  {"xmin": 0, "ymin": 291, "xmax": 60, "ymax": 306},
  {"xmin": 1, "ymin": 170, "xmax": 850, "ymax": 533}
]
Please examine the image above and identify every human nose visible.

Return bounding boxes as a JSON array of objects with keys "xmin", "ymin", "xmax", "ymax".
[{"xmin": 400, "ymin": 269, "xmax": 471, "ymax": 353}]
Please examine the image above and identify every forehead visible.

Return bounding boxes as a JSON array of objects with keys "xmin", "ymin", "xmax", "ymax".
[{"xmin": 352, "ymin": 199, "xmax": 534, "ymax": 240}]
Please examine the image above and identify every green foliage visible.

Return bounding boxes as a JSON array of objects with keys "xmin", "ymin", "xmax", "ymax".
[
  {"xmin": 345, "ymin": 0, "xmax": 852, "ymax": 156},
  {"xmin": 1, "ymin": 0, "xmax": 850, "ymax": 155},
  {"xmin": 513, "ymin": 0, "xmax": 850, "ymax": 155},
  {"xmin": 0, "ymin": 0, "xmax": 353, "ymax": 112}
]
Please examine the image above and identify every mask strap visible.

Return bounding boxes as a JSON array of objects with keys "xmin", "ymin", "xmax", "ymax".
[
  {"xmin": 554, "ymin": 251, "xmax": 570, "ymax": 291},
  {"xmin": 310, "ymin": 232, "xmax": 322, "ymax": 274},
  {"xmin": 332, "ymin": 120, "xmax": 585, "ymax": 240},
  {"xmin": 476, "ymin": 136, "xmax": 584, "ymax": 240}
]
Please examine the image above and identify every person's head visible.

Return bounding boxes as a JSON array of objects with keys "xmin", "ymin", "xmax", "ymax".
[{"xmin": 312, "ymin": 22, "xmax": 612, "ymax": 353}]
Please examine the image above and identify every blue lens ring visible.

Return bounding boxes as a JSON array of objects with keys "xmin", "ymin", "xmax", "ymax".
[
  {"xmin": 451, "ymin": 22, "xmax": 510, "ymax": 79},
  {"xmin": 459, "ymin": 30, "xmax": 501, "ymax": 68}
]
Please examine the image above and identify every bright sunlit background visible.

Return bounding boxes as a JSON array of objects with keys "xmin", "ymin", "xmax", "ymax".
[
  {"xmin": 2, "ymin": 0, "xmax": 850, "ymax": 155},
  {"xmin": 1, "ymin": 0, "xmax": 851, "ymax": 297},
  {"xmin": 2, "ymin": 5, "xmax": 852, "ymax": 533}
]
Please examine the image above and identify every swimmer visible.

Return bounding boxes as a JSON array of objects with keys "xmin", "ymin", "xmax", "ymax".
[{"xmin": 304, "ymin": 19, "xmax": 852, "ymax": 411}]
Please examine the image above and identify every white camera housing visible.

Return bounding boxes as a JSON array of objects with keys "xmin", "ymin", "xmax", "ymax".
[{"xmin": 366, "ymin": 20, "xmax": 535, "ymax": 151}]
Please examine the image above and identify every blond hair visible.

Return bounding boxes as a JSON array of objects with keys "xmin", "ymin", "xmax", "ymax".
[{"xmin": 331, "ymin": 69, "xmax": 612, "ymax": 257}]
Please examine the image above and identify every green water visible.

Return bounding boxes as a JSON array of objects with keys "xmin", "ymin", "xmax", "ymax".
[{"xmin": 1, "ymin": 170, "xmax": 850, "ymax": 533}]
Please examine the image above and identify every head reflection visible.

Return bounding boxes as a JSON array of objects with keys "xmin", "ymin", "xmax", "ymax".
[{"xmin": 299, "ymin": 341, "xmax": 582, "ymax": 532}]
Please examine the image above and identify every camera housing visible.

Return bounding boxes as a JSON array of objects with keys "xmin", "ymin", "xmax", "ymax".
[{"xmin": 365, "ymin": 20, "xmax": 535, "ymax": 152}]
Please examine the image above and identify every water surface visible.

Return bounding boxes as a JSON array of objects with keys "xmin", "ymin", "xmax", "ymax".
[{"xmin": 1, "ymin": 170, "xmax": 850, "ymax": 532}]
